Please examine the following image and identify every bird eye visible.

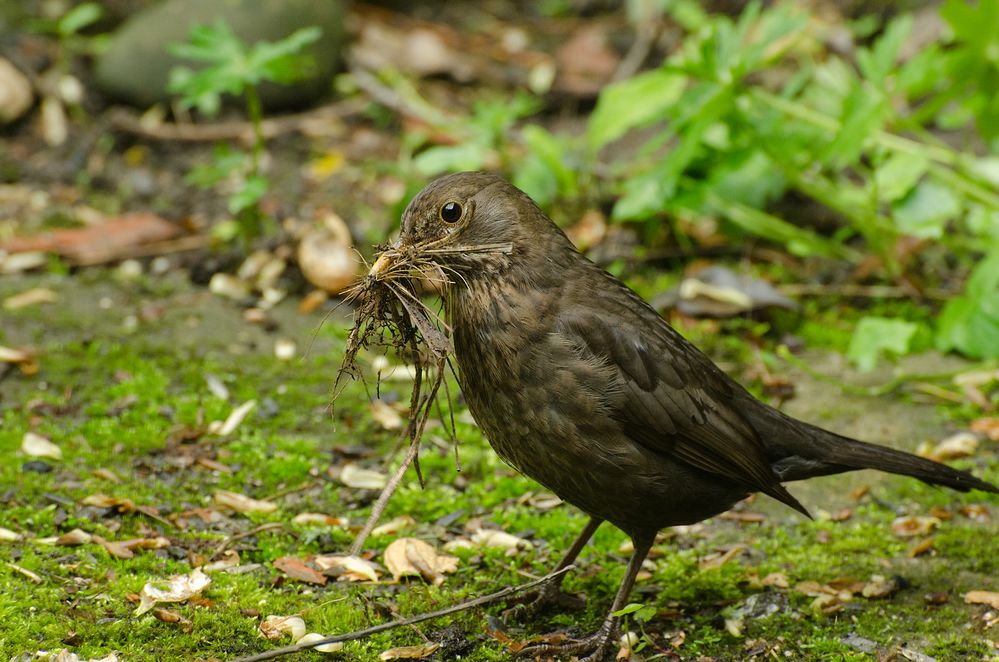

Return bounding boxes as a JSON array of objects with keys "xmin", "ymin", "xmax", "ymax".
[{"xmin": 439, "ymin": 201, "xmax": 462, "ymax": 224}]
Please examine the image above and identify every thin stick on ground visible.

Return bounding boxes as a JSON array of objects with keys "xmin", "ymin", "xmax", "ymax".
[{"xmin": 228, "ymin": 565, "xmax": 575, "ymax": 662}]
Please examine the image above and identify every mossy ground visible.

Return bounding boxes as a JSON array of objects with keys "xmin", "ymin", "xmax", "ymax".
[{"xmin": 1, "ymin": 269, "xmax": 996, "ymax": 661}]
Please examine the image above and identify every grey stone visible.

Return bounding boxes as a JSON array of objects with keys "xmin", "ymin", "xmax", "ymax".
[{"xmin": 93, "ymin": 0, "xmax": 349, "ymax": 110}]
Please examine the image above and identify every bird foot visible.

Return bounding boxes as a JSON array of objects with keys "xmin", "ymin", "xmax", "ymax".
[
  {"xmin": 503, "ymin": 581, "xmax": 586, "ymax": 622},
  {"xmin": 515, "ymin": 622, "xmax": 618, "ymax": 662}
]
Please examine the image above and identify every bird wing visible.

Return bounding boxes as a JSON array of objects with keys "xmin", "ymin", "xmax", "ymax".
[{"xmin": 556, "ymin": 278, "xmax": 808, "ymax": 516}]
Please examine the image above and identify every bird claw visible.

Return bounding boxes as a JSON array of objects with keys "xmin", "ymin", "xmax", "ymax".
[
  {"xmin": 503, "ymin": 582, "xmax": 586, "ymax": 622},
  {"xmin": 515, "ymin": 623, "xmax": 618, "ymax": 661}
]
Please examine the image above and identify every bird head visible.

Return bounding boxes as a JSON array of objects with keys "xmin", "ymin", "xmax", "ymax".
[{"xmin": 367, "ymin": 172, "xmax": 569, "ymax": 291}]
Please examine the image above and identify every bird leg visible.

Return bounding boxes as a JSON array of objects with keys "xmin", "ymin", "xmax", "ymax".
[
  {"xmin": 504, "ymin": 517, "xmax": 602, "ymax": 621},
  {"xmin": 517, "ymin": 535, "xmax": 654, "ymax": 662}
]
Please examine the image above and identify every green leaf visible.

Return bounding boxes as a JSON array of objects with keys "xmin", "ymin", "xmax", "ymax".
[
  {"xmin": 513, "ymin": 125, "xmax": 576, "ymax": 206},
  {"xmin": 847, "ymin": 317, "xmax": 919, "ymax": 372},
  {"xmin": 613, "ymin": 603, "xmax": 645, "ymax": 617},
  {"xmin": 57, "ymin": 2, "xmax": 102, "ymax": 36},
  {"xmin": 228, "ymin": 175, "xmax": 268, "ymax": 215},
  {"xmin": 892, "ymin": 179, "xmax": 961, "ymax": 239},
  {"xmin": 587, "ymin": 69, "xmax": 686, "ymax": 151},
  {"xmin": 413, "ymin": 143, "xmax": 489, "ymax": 176},
  {"xmin": 874, "ymin": 152, "xmax": 929, "ymax": 203},
  {"xmin": 936, "ymin": 250, "xmax": 999, "ymax": 359},
  {"xmin": 856, "ymin": 14, "xmax": 912, "ymax": 84}
]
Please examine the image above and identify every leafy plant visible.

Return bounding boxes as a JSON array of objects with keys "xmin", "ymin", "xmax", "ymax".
[{"xmin": 168, "ymin": 20, "xmax": 321, "ymax": 243}]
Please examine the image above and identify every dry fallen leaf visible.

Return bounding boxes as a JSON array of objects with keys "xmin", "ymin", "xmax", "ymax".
[
  {"xmin": 135, "ymin": 568, "xmax": 211, "ymax": 615},
  {"xmin": 379, "ymin": 642, "xmax": 440, "ymax": 660},
  {"xmin": 470, "ymin": 528, "xmax": 533, "ymax": 554},
  {"xmin": 213, "ymin": 490, "xmax": 277, "ymax": 514},
  {"xmin": 964, "ymin": 590, "xmax": 999, "ymax": 609},
  {"xmin": 81, "ymin": 494, "xmax": 136, "ymax": 512},
  {"xmin": 383, "ymin": 537, "xmax": 459, "ymax": 585},
  {"xmin": 4, "ymin": 287, "xmax": 58, "ymax": 309},
  {"xmin": 56, "ymin": 528, "xmax": 93, "ymax": 546},
  {"xmin": 296, "ymin": 632, "xmax": 344, "ymax": 653},
  {"xmin": 922, "ymin": 432, "xmax": 979, "ymax": 461},
  {"xmin": 370, "ymin": 399, "xmax": 404, "ymax": 430},
  {"xmin": 372, "ymin": 515, "xmax": 415, "ymax": 536},
  {"xmin": 292, "ymin": 513, "xmax": 348, "ymax": 527},
  {"xmin": 210, "ymin": 400, "xmax": 256, "ymax": 436},
  {"xmin": 340, "ymin": 463, "xmax": 388, "ymax": 490},
  {"xmin": 969, "ymin": 416, "xmax": 999, "ymax": 441},
  {"xmin": 22, "ymin": 431, "xmax": 62, "ymax": 459},
  {"xmin": 861, "ymin": 575, "xmax": 900, "ymax": 599},
  {"xmin": 891, "ymin": 515, "xmax": 941, "ymax": 537},
  {"xmin": 201, "ymin": 550, "xmax": 241, "ymax": 573},
  {"xmin": 0, "ymin": 527, "xmax": 21, "ymax": 542},
  {"xmin": 314, "ymin": 554, "xmax": 380, "ymax": 582},
  {"xmin": 260, "ymin": 615, "xmax": 307, "ymax": 641},
  {"xmin": 273, "ymin": 556, "xmax": 327, "ymax": 585}
]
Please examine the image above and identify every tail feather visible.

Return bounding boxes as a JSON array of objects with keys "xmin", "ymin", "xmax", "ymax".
[{"xmin": 761, "ymin": 412, "xmax": 998, "ymax": 494}]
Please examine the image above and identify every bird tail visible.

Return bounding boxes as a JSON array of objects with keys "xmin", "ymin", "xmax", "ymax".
[{"xmin": 763, "ymin": 411, "xmax": 998, "ymax": 494}]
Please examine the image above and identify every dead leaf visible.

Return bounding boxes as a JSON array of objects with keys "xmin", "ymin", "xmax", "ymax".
[
  {"xmin": 965, "ymin": 590, "xmax": 999, "ymax": 609},
  {"xmin": 861, "ymin": 575, "xmax": 900, "ymax": 599},
  {"xmin": 209, "ymin": 400, "xmax": 256, "ymax": 436},
  {"xmin": 908, "ymin": 537, "xmax": 936, "ymax": 557},
  {"xmin": 372, "ymin": 515, "xmax": 414, "ymax": 536},
  {"xmin": 4, "ymin": 287, "xmax": 58, "ymax": 309},
  {"xmin": 699, "ymin": 544, "xmax": 748, "ymax": 570},
  {"xmin": 891, "ymin": 516, "xmax": 940, "ymax": 537},
  {"xmin": 922, "ymin": 432, "xmax": 978, "ymax": 461},
  {"xmin": 0, "ymin": 527, "xmax": 21, "ymax": 542},
  {"xmin": 297, "ymin": 220, "xmax": 359, "ymax": 295},
  {"xmin": 370, "ymin": 399, "xmax": 404, "ymax": 430},
  {"xmin": 470, "ymin": 528, "xmax": 533, "ymax": 555},
  {"xmin": 555, "ymin": 25, "xmax": 619, "ymax": 96},
  {"xmin": 260, "ymin": 615, "xmax": 307, "ymax": 641},
  {"xmin": 340, "ymin": 463, "xmax": 388, "ymax": 490},
  {"xmin": 273, "ymin": 556, "xmax": 327, "ymax": 585},
  {"xmin": 135, "ymin": 568, "xmax": 211, "ymax": 615},
  {"xmin": 2, "ymin": 212, "xmax": 181, "ymax": 265},
  {"xmin": 22, "ymin": 432, "xmax": 62, "ymax": 459},
  {"xmin": 296, "ymin": 632, "xmax": 344, "ymax": 653},
  {"xmin": 383, "ymin": 538, "xmax": 458, "ymax": 585},
  {"xmin": 81, "ymin": 494, "xmax": 136, "ymax": 513},
  {"xmin": 92, "ymin": 468, "xmax": 121, "ymax": 483},
  {"xmin": 56, "ymin": 528, "xmax": 93, "ymax": 546},
  {"xmin": 314, "ymin": 554, "xmax": 380, "ymax": 582},
  {"xmin": 292, "ymin": 513, "xmax": 348, "ymax": 527},
  {"xmin": 379, "ymin": 642, "xmax": 440, "ymax": 660},
  {"xmin": 201, "ymin": 550, "xmax": 240, "ymax": 573},
  {"xmin": 213, "ymin": 490, "xmax": 277, "ymax": 514},
  {"xmin": 970, "ymin": 417, "xmax": 999, "ymax": 441},
  {"xmin": 761, "ymin": 572, "xmax": 790, "ymax": 589}
]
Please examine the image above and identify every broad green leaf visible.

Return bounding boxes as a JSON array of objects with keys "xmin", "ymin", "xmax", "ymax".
[
  {"xmin": 587, "ymin": 69, "xmax": 686, "ymax": 151},
  {"xmin": 57, "ymin": 2, "xmax": 102, "ymax": 36},
  {"xmin": 874, "ymin": 152, "xmax": 929, "ymax": 203},
  {"xmin": 856, "ymin": 14, "xmax": 912, "ymax": 85},
  {"xmin": 228, "ymin": 175, "xmax": 268, "ymax": 215},
  {"xmin": 413, "ymin": 143, "xmax": 489, "ymax": 176},
  {"xmin": 936, "ymin": 250, "xmax": 999, "ymax": 359},
  {"xmin": 512, "ymin": 125, "xmax": 576, "ymax": 206},
  {"xmin": 892, "ymin": 179, "xmax": 961, "ymax": 239},
  {"xmin": 847, "ymin": 317, "xmax": 919, "ymax": 372},
  {"xmin": 704, "ymin": 193, "xmax": 856, "ymax": 260}
]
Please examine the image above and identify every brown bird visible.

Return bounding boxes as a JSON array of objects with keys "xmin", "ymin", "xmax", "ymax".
[{"xmin": 368, "ymin": 172, "xmax": 998, "ymax": 661}]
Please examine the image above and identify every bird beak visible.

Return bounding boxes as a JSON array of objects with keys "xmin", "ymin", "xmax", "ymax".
[
  {"xmin": 368, "ymin": 252, "xmax": 392, "ymax": 278},
  {"xmin": 368, "ymin": 241, "xmax": 401, "ymax": 279}
]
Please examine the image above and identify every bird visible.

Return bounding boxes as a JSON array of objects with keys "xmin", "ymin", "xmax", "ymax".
[{"xmin": 366, "ymin": 171, "xmax": 998, "ymax": 661}]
